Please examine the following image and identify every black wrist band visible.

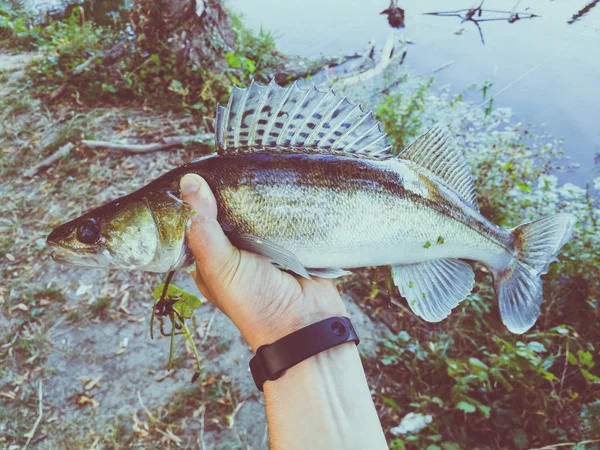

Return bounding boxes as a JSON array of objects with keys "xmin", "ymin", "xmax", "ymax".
[{"xmin": 249, "ymin": 316, "xmax": 360, "ymax": 392}]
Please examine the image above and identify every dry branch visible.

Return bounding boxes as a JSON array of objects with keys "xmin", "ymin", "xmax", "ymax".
[
  {"xmin": 81, "ymin": 133, "xmax": 213, "ymax": 154},
  {"xmin": 24, "ymin": 142, "xmax": 74, "ymax": 178},
  {"xmin": 48, "ymin": 40, "xmax": 129, "ymax": 102},
  {"xmin": 23, "ymin": 380, "xmax": 43, "ymax": 450},
  {"xmin": 275, "ymin": 53, "xmax": 361, "ymax": 84},
  {"xmin": 332, "ymin": 33, "xmax": 397, "ymax": 90}
]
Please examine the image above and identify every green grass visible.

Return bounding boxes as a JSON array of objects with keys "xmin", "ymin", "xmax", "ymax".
[{"xmin": 357, "ymin": 75, "xmax": 600, "ymax": 450}]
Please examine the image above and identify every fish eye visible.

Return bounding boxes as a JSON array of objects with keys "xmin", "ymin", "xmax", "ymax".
[{"xmin": 77, "ymin": 218, "xmax": 101, "ymax": 244}]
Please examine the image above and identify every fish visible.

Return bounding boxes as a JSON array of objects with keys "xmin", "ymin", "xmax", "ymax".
[{"xmin": 47, "ymin": 80, "xmax": 576, "ymax": 334}]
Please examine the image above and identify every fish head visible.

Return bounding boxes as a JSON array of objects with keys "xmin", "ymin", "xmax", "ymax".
[{"xmin": 47, "ymin": 197, "xmax": 164, "ymax": 270}]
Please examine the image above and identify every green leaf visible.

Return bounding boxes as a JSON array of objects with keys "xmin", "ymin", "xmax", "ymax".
[
  {"xmin": 441, "ymin": 443, "xmax": 461, "ymax": 450},
  {"xmin": 567, "ymin": 352, "xmax": 579, "ymax": 366},
  {"xmin": 468, "ymin": 357, "xmax": 489, "ymax": 370},
  {"xmin": 580, "ymin": 368, "xmax": 600, "ymax": 383},
  {"xmin": 390, "ymin": 439, "xmax": 405, "ymax": 450},
  {"xmin": 225, "ymin": 52, "xmax": 241, "ymax": 68},
  {"xmin": 150, "ymin": 54, "xmax": 160, "ymax": 64},
  {"xmin": 456, "ymin": 401, "xmax": 476, "ymax": 414},
  {"xmin": 426, "ymin": 445, "xmax": 441, "ymax": 450},
  {"xmin": 490, "ymin": 368, "xmax": 513, "ymax": 390},
  {"xmin": 539, "ymin": 368, "xmax": 558, "ymax": 382},
  {"xmin": 153, "ymin": 283, "xmax": 202, "ymax": 318},
  {"xmin": 427, "ymin": 434, "xmax": 442, "ymax": 442},
  {"xmin": 398, "ymin": 331, "xmax": 411, "ymax": 342},
  {"xmin": 516, "ymin": 181, "xmax": 532, "ymax": 192},
  {"xmin": 577, "ymin": 350, "xmax": 595, "ymax": 369},
  {"xmin": 526, "ymin": 341, "xmax": 546, "ymax": 353},
  {"xmin": 476, "ymin": 404, "xmax": 491, "ymax": 419},
  {"xmin": 381, "ymin": 396, "xmax": 402, "ymax": 412}
]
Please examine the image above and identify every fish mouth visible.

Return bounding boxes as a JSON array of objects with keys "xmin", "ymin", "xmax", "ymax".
[{"xmin": 48, "ymin": 244, "xmax": 109, "ymax": 269}]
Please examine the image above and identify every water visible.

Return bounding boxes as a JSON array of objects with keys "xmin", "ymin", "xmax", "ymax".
[
  {"xmin": 21, "ymin": 0, "xmax": 600, "ymax": 185},
  {"xmin": 227, "ymin": 0, "xmax": 600, "ymax": 186}
]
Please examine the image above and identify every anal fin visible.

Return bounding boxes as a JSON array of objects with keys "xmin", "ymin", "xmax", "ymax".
[{"xmin": 391, "ymin": 259, "xmax": 474, "ymax": 322}]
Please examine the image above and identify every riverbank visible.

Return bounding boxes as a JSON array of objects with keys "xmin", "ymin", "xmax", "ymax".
[{"xmin": 1, "ymin": 5, "xmax": 599, "ymax": 449}]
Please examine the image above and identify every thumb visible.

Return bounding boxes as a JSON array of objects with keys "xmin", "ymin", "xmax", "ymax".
[{"xmin": 180, "ymin": 173, "xmax": 240, "ymax": 285}]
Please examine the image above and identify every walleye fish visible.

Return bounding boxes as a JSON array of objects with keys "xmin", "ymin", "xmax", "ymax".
[{"xmin": 47, "ymin": 80, "xmax": 576, "ymax": 334}]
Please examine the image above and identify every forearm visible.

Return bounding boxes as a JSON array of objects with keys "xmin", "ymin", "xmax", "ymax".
[{"xmin": 263, "ymin": 342, "xmax": 388, "ymax": 450}]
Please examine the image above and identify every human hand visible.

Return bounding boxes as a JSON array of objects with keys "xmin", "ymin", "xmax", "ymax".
[{"xmin": 180, "ymin": 173, "xmax": 348, "ymax": 351}]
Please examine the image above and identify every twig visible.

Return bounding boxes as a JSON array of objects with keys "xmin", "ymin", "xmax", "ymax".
[
  {"xmin": 529, "ymin": 439, "xmax": 600, "ymax": 450},
  {"xmin": 48, "ymin": 40, "xmax": 128, "ymax": 102},
  {"xmin": 137, "ymin": 391, "xmax": 158, "ymax": 423},
  {"xmin": 81, "ymin": 133, "xmax": 212, "ymax": 154},
  {"xmin": 200, "ymin": 312, "xmax": 216, "ymax": 347},
  {"xmin": 23, "ymin": 380, "xmax": 43, "ymax": 450},
  {"xmin": 228, "ymin": 401, "xmax": 245, "ymax": 429},
  {"xmin": 198, "ymin": 405, "xmax": 206, "ymax": 450},
  {"xmin": 24, "ymin": 142, "xmax": 74, "ymax": 177}
]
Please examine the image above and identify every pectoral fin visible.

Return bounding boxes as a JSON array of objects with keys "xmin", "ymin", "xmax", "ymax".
[
  {"xmin": 223, "ymin": 231, "xmax": 311, "ymax": 279},
  {"xmin": 391, "ymin": 259, "xmax": 474, "ymax": 322}
]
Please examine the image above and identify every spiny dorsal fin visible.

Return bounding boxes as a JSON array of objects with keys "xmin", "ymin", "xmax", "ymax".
[
  {"xmin": 399, "ymin": 123, "xmax": 479, "ymax": 210},
  {"xmin": 215, "ymin": 80, "xmax": 393, "ymax": 159}
]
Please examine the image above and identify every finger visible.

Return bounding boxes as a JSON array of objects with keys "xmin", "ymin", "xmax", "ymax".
[
  {"xmin": 191, "ymin": 270, "xmax": 211, "ymax": 299},
  {"xmin": 180, "ymin": 173, "xmax": 240, "ymax": 286}
]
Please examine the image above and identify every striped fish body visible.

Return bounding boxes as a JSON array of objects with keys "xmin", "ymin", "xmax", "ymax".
[
  {"xmin": 47, "ymin": 81, "xmax": 576, "ymax": 334},
  {"xmin": 192, "ymin": 152, "xmax": 512, "ymax": 272}
]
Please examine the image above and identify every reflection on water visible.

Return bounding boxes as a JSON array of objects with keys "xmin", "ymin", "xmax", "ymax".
[
  {"xmin": 228, "ymin": 0, "xmax": 600, "ymax": 186},
  {"xmin": 423, "ymin": 1, "xmax": 539, "ymax": 45},
  {"xmin": 568, "ymin": 0, "xmax": 599, "ymax": 24}
]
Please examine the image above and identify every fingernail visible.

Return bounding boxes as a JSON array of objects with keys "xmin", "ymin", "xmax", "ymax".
[{"xmin": 180, "ymin": 174, "xmax": 203, "ymax": 196}]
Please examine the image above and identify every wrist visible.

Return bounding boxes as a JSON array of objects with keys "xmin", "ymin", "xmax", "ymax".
[
  {"xmin": 237, "ymin": 294, "xmax": 348, "ymax": 352},
  {"xmin": 263, "ymin": 341, "xmax": 388, "ymax": 449}
]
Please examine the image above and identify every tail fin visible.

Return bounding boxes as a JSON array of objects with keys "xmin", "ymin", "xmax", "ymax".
[{"xmin": 494, "ymin": 214, "xmax": 577, "ymax": 334}]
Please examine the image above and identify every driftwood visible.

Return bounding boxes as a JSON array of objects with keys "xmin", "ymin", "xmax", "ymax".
[
  {"xmin": 332, "ymin": 33, "xmax": 399, "ymax": 90},
  {"xmin": 81, "ymin": 133, "xmax": 213, "ymax": 153},
  {"xmin": 274, "ymin": 53, "xmax": 362, "ymax": 85},
  {"xmin": 24, "ymin": 134, "xmax": 212, "ymax": 177},
  {"xmin": 24, "ymin": 142, "xmax": 75, "ymax": 177}
]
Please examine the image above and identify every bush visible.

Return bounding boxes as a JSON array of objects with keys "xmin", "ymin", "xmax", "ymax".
[
  {"xmin": 15, "ymin": 7, "xmax": 281, "ymax": 115},
  {"xmin": 365, "ymin": 77, "xmax": 600, "ymax": 449}
]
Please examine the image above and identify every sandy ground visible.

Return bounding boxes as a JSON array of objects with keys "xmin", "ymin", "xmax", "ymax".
[{"xmin": 0, "ymin": 50, "xmax": 391, "ymax": 449}]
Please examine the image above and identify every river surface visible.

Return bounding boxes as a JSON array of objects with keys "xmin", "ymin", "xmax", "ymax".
[
  {"xmin": 22, "ymin": 0, "xmax": 600, "ymax": 185},
  {"xmin": 227, "ymin": 0, "xmax": 600, "ymax": 187}
]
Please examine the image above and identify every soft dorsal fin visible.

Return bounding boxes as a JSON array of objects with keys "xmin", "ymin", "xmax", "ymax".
[
  {"xmin": 399, "ymin": 123, "xmax": 479, "ymax": 209},
  {"xmin": 214, "ymin": 80, "xmax": 393, "ymax": 159}
]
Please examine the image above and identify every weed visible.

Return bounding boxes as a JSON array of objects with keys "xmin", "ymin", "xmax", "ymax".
[
  {"xmin": 88, "ymin": 295, "xmax": 112, "ymax": 318},
  {"xmin": 364, "ymin": 75, "xmax": 600, "ymax": 449},
  {"xmin": 13, "ymin": 7, "xmax": 280, "ymax": 115},
  {"xmin": 375, "ymin": 77, "xmax": 435, "ymax": 151}
]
